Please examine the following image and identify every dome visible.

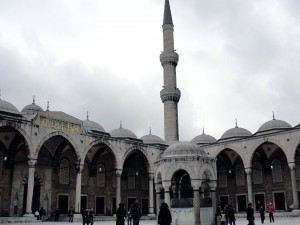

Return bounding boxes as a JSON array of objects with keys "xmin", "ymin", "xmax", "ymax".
[
  {"xmin": 141, "ymin": 134, "xmax": 165, "ymax": 145},
  {"xmin": 220, "ymin": 126, "xmax": 252, "ymax": 140},
  {"xmin": 191, "ymin": 132, "xmax": 217, "ymax": 145},
  {"xmin": 257, "ymin": 118, "xmax": 292, "ymax": 133},
  {"xmin": 22, "ymin": 102, "xmax": 43, "ymax": 113},
  {"xmin": 163, "ymin": 141, "xmax": 206, "ymax": 158},
  {"xmin": 110, "ymin": 126, "xmax": 138, "ymax": 139},
  {"xmin": 83, "ymin": 119, "xmax": 105, "ymax": 133},
  {"xmin": 0, "ymin": 98, "xmax": 19, "ymax": 114}
]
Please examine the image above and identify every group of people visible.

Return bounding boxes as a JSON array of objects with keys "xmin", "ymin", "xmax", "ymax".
[
  {"xmin": 116, "ymin": 198, "xmax": 171, "ymax": 225},
  {"xmin": 81, "ymin": 207, "xmax": 95, "ymax": 225},
  {"xmin": 216, "ymin": 201, "xmax": 275, "ymax": 225},
  {"xmin": 34, "ymin": 207, "xmax": 46, "ymax": 221}
]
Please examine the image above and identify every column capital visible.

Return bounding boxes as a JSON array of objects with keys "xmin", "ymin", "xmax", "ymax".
[
  {"xmin": 289, "ymin": 162, "xmax": 296, "ymax": 170},
  {"xmin": 209, "ymin": 180, "xmax": 217, "ymax": 191},
  {"xmin": 148, "ymin": 173, "xmax": 154, "ymax": 180},
  {"xmin": 191, "ymin": 180, "xmax": 202, "ymax": 190},
  {"xmin": 245, "ymin": 167, "xmax": 252, "ymax": 175},
  {"xmin": 28, "ymin": 159, "xmax": 37, "ymax": 168},
  {"xmin": 116, "ymin": 169, "xmax": 123, "ymax": 177},
  {"xmin": 155, "ymin": 183, "xmax": 163, "ymax": 192},
  {"xmin": 162, "ymin": 180, "xmax": 171, "ymax": 190}
]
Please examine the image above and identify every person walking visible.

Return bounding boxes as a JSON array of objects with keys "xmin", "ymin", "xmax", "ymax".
[
  {"xmin": 158, "ymin": 202, "xmax": 172, "ymax": 225},
  {"xmin": 216, "ymin": 204, "xmax": 222, "ymax": 225},
  {"xmin": 89, "ymin": 208, "xmax": 94, "ymax": 225},
  {"xmin": 127, "ymin": 210, "xmax": 132, "ymax": 225},
  {"xmin": 267, "ymin": 202, "xmax": 275, "ymax": 223},
  {"xmin": 258, "ymin": 201, "xmax": 265, "ymax": 224},
  {"xmin": 228, "ymin": 205, "xmax": 236, "ymax": 225},
  {"xmin": 68, "ymin": 207, "xmax": 75, "ymax": 223},
  {"xmin": 55, "ymin": 208, "xmax": 60, "ymax": 222},
  {"xmin": 82, "ymin": 208, "xmax": 90, "ymax": 225},
  {"xmin": 116, "ymin": 203, "xmax": 127, "ymax": 225},
  {"xmin": 129, "ymin": 198, "xmax": 141, "ymax": 225},
  {"xmin": 246, "ymin": 203, "xmax": 255, "ymax": 225},
  {"xmin": 224, "ymin": 204, "xmax": 229, "ymax": 225}
]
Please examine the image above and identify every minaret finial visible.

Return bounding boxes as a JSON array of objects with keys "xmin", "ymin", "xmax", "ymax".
[
  {"xmin": 272, "ymin": 111, "xmax": 275, "ymax": 120},
  {"xmin": 149, "ymin": 127, "xmax": 152, "ymax": 135},
  {"xmin": 33, "ymin": 95, "xmax": 35, "ymax": 104},
  {"xmin": 47, "ymin": 101, "xmax": 49, "ymax": 111},
  {"xmin": 235, "ymin": 119, "xmax": 238, "ymax": 128},
  {"xmin": 120, "ymin": 120, "xmax": 122, "ymax": 129},
  {"xmin": 163, "ymin": 0, "xmax": 173, "ymax": 25},
  {"xmin": 87, "ymin": 111, "xmax": 89, "ymax": 120},
  {"xmin": 202, "ymin": 127, "xmax": 205, "ymax": 135}
]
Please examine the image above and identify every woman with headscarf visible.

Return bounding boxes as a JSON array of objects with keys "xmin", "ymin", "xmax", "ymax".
[{"xmin": 158, "ymin": 202, "xmax": 172, "ymax": 225}]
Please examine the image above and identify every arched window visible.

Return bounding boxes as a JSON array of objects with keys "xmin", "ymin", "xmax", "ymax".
[
  {"xmin": 235, "ymin": 164, "xmax": 245, "ymax": 186},
  {"xmin": 141, "ymin": 169, "xmax": 148, "ymax": 190},
  {"xmin": 272, "ymin": 159, "xmax": 283, "ymax": 183},
  {"xmin": 97, "ymin": 164, "xmax": 106, "ymax": 187},
  {"xmin": 59, "ymin": 159, "xmax": 70, "ymax": 184},
  {"xmin": 253, "ymin": 162, "xmax": 263, "ymax": 184},
  {"xmin": 82, "ymin": 163, "xmax": 88, "ymax": 186},
  {"xmin": 128, "ymin": 168, "xmax": 136, "ymax": 189},
  {"xmin": 218, "ymin": 166, "xmax": 227, "ymax": 187}
]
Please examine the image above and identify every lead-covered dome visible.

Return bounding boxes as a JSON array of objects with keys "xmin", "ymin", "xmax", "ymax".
[
  {"xmin": 110, "ymin": 124, "xmax": 137, "ymax": 139},
  {"xmin": 257, "ymin": 118, "xmax": 292, "ymax": 134},
  {"xmin": 163, "ymin": 141, "xmax": 206, "ymax": 158},
  {"xmin": 220, "ymin": 125, "xmax": 252, "ymax": 140},
  {"xmin": 141, "ymin": 133, "xmax": 165, "ymax": 145},
  {"xmin": 83, "ymin": 119, "xmax": 105, "ymax": 133},
  {"xmin": 22, "ymin": 99, "xmax": 43, "ymax": 113},
  {"xmin": 191, "ymin": 131, "xmax": 217, "ymax": 145},
  {"xmin": 0, "ymin": 98, "xmax": 19, "ymax": 114}
]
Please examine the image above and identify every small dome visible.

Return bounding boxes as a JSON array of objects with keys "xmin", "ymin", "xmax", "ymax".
[
  {"xmin": 141, "ymin": 134, "xmax": 165, "ymax": 145},
  {"xmin": 191, "ymin": 131, "xmax": 217, "ymax": 145},
  {"xmin": 83, "ymin": 119, "xmax": 105, "ymax": 133},
  {"xmin": 0, "ymin": 98, "xmax": 19, "ymax": 114},
  {"xmin": 110, "ymin": 126, "xmax": 138, "ymax": 139},
  {"xmin": 163, "ymin": 141, "xmax": 206, "ymax": 158},
  {"xmin": 220, "ymin": 126, "xmax": 252, "ymax": 140},
  {"xmin": 257, "ymin": 118, "xmax": 292, "ymax": 133},
  {"xmin": 22, "ymin": 102, "xmax": 43, "ymax": 113}
]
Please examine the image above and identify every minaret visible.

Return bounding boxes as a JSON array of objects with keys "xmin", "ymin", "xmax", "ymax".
[{"xmin": 160, "ymin": 0, "xmax": 181, "ymax": 143}]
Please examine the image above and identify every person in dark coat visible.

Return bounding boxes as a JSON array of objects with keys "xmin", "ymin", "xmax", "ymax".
[
  {"xmin": 258, "ymin": 201, "xmax": 265, "ymax": 224},
  {"xmin": 228, "ymin": 205, "xmax": 236, "ymax": 225},
  {"xmin": 158, "ymin": 202, "xmax": 172, "ymax": 225},
  {"xmin": 68, "ymin": 207, "xmax": 75, "ymax": 223},
  {"xmin": 116, "ymin": 203, "xmax": 127, "ymax": 225},
  {"xmin": 246, "ymin": 203, "xmax": 255, "ymax": 225},
  {"xmin": 55, "ymin": 208, "xmax": 60, "ymax": 222},
  {"xmin": 129, "ymin": 198, "xmax": 141, "ymax": 225},
  {"xmin": 89, "ymin": 208, "xmax": 94, "ymax": 225},
  {"xmin": 82, "ymin": 208, "xmax": 89, "ymax": 225}
]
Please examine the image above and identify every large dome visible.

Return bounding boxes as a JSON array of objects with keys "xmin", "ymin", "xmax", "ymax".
[
  {"xmin": 257, "ymin": 118, "xmax": 292, "ymax": 133},
  {"xmin": 163, "ymin": 141, "xmax": 206, "ymax": 158},
  {"xmin": 0, "ymin": 99, "xmax": 19, "ymax": 114},
  {"xmin": 220, "ymin": 126, "xmax": 252, "ymax": 140},
  {"xmin": 191, "ymin": 132, "xmax": 217, "ymax": 145},
  {"xmin": 110, "ymin": 126, "xmax": 138, "ymax": 139},
  {"xmin": 83, "ymin": 119, "xmax": 105, "ymax": 133},
  {"xmin": 140, "ymin": 134, "xmax": 165, "ymax": 145}
]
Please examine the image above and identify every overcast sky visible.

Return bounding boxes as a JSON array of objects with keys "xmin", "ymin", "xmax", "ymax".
[{"xmin": 1, "ymin": 0, "xmax": 300, "ymax": 141}]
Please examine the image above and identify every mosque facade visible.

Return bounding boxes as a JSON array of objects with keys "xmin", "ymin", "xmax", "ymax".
[{"xmin": 0, "ymin": 0, "xmax": 300, "ymax": 224}]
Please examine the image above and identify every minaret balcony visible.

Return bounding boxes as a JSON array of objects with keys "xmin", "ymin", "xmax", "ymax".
[
  {"xmin": 160, "ymin": 87, "xmax": 181, "ymax": 103},
  {"xmin": 160, "ymin": 51, "xmax": 179, "ymax": 66}
]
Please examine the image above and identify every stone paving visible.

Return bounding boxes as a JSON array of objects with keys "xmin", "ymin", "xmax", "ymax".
[{"xmin": 1, "ymin": 217, "xmax": 300, "ymax": 225}]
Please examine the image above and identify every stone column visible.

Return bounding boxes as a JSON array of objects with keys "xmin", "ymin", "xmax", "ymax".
[
  {"xmin": 193, "ymin": 187, "xmax": 201, "ymax": 225},
  {"xmin": 148, "ymin": 174, "xmax": 155, "ymax": 215},
  {"xmin": 289, "ymin": 163, "xmax": 299, "ymax": 209},
  {"xmin": 162, "ymin": 181, "xmax": 171, "ymax": 207},
  {"xmin": 24, "ymin": 159, "xmax": 37, "ymax": 216},
  {"xmin": 155, "ymin": 185, "xmax": 162, "ymax": 215},
  {"xmin": 116, "ymin": 170, "xmax": 122, "ymax": 209},
  {"xmin": 210, "ymin": 181, "xmax": 217, "ymax": 225},
  {"xmin": 75, "ymin": 163, "xmax": 83, "ymax": 213},
  {"xmin": 245, "ymin": 168, "xmax": 253, "ymax": 204}
]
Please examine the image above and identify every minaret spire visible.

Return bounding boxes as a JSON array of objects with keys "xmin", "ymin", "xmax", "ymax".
[{"xmin": 160, "ymin": 0, "xmax": 181, "ymax": 143}]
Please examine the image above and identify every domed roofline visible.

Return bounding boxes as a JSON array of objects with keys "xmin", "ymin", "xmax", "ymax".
[
  {"xmin": 140, "ymin": 127, "xmax": 166, "ymax": 145},
  {"xmin": 256, "ymin": 113, "xmax": 292, "ymax": 135},
  {"xmin": 109, "ymin": 121, "xmax": 139, "ymax": 140},
  {"xmin": 21, "ymin": 95, "xmax": 44, "ymax": 113},
  {"xmin": 0, "ymin": 93, "xmax": 20, "ymax": 116},
  {"xmin": 219, "ymin": 120, "xmax": 252, "ymax": 141}
]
